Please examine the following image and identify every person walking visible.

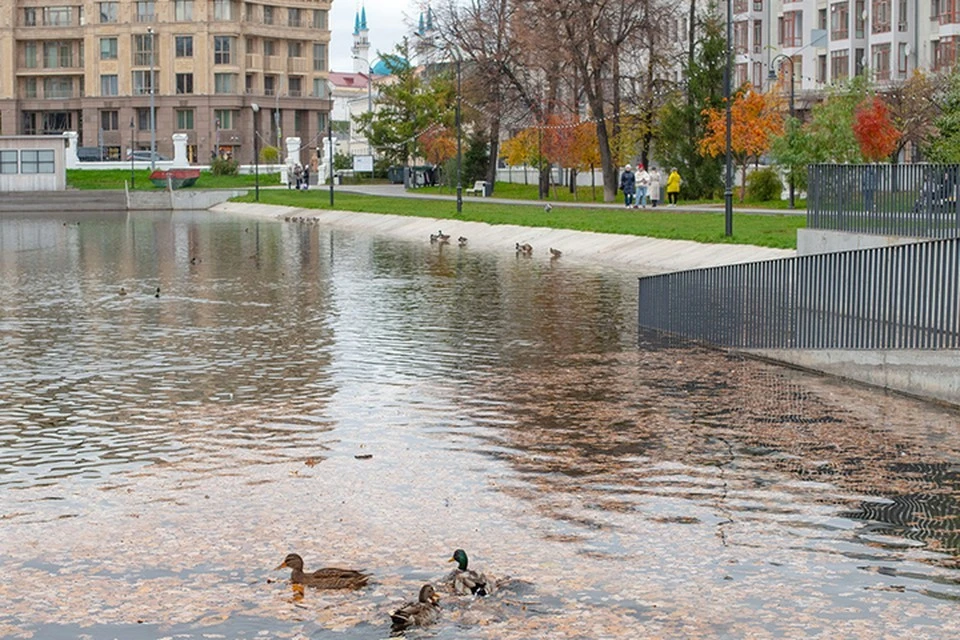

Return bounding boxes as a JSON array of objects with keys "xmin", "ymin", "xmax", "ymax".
[
  {"xmin": 666, "ymin": 167, "xmax": 682, "ymax": 206},
  {"xmin": 649, "ymin": 167, "xmax": 662, "ymax": 207},
  {"xmin": 619, "ymin": 164, "xmax": 636, "ymax": 208},
  {"xmin": 635, "ymin": 165, "xmax": 651, "ymax": 208}
]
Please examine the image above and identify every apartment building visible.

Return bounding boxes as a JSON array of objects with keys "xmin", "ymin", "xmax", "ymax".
[
  {"xmin": 731, "ymin": 0, "xmax": 953, "ymax": 97},
  {"xmin": 0, "ymin": 0, "xmax": 333, "ymax": 164}
]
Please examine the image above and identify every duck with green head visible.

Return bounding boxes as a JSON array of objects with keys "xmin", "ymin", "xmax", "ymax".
[
  {"xmin": 275, "ymin": 553, "xmax": 370, "ymax": 590},
  {"xmin": 445, "ymin": 549, "xmax": 493, "ymax": 596}
]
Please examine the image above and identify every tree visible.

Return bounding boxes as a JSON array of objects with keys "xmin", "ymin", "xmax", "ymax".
[
  {"xmin": 800, "ymin": 76, "xmax": 871, "ymax": 163},
  {"xmin": 883, "ymin": 70, "xmax": 943, "ymax": 162},
  {"xmin": 926, "ymin": 67, "xmax": 960, "ymax": 163},
  {"xmin": 421, "ymin": 126, "xmax": 457, "ymax": 166},
  {"xmin": 852, "ymin": 96, "xmax": 901, "ymax": 162},
  {"xmin": 699, "ymin": 85, "xmax": 784, "ymax": 201},
  {"xmin": 500, "ymin": 127, "xmax": 543, "ymax": 168},
  {"xmin": 655, "ymin": 3, "xmax": 726, "ymax": 199}
]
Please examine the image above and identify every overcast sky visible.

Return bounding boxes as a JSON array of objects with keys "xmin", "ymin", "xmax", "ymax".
[{"xmin": 329, "ymin": 1, "xmax": 423, "ymax": 72}]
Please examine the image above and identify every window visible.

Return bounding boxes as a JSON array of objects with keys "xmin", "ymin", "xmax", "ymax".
[
  {"xmin": 734, "ymin": 0, "xmax": 748, "ymax": 12},
  {"xmin": 246, "ymin": 37, "xmax": 256, "ymax": 54},
  {"xmin": 317, "ymin": 112, "xmax": 328, "ymax": 133},
  {"xmin": 100, "ymin": 74, "xmax": 118, "ymax": 96},
  {"xmin": 263, "ymin": 39, "xmax": 276, "ymax": 56},
  {"xmin": 176, "ymin": 73, "xmax": 194, "ymax": 94},
  {"xmin": 855, "ymin": 0, "xmax": 865, "ymax": 37},
  {"xmin": 136, "ymin": 1, "xmax": 156, "ymax": 23},
  {"xmin": 23, "ymin": 78, "xmax": 38, "ymax": 99},
  {"xmin": 872, "ymin": 0, "xmax": 891, "ymax": 33},
  {"xmin": 831, "ymin": 2, "xmax": 849, "ymax": 39},
  {"xmin": 898, "ymin": 42, "xmax": 909, "ymax": 75},
  {"xmin": 264, "ymin": 75, "xmax": 277, "ymax": 95},
  {"xmin": 43, "ymin": 7, "xmax": 73, "ymax": 27},
  {"xmin": 214, "ymin": 0, "xmax": 234, "ymax": 21},
  {"xmin": 134, "ymin": 34, "xmax": 155, "ymax": 66},
  {"xmin": 313, "ymin": 78, "xmax": 327, "ymax": 98},
  {"xmin": 899, "ymin": 0, "xmax": 908, "ymax": 30},
  {"xmin": 176, "ymin": 109, "xmax": 194, "ymax": 130},
  {"xmin": 818, "ymin": 54, "xmax": 827, "ymax": 83},
  {"xmin": 288, "ymin": 76, "xmax": 302, "ymax": 97},
  {"xmin": 175, "ymin": 0, "xmax": 193, "ymax": 21},
  {"xmin": 100, "ymin": 37, "xmax": 117, "ymax": 60},
  {"xmin": 245, "ymin": 2, "xmax": 255, "ymax": 21},
  {"xmin": 99, "ymin": 2, "xmax": 118, "ymax": 23},
  {"xmin": 21, "ymin": 150, "xmax": 55, "ymax": 174},
  {"xmin": 753, "ymin": 20, "xmax": 762, "ymax": 52},
  {"xmin": 313, "ymin": 43, "xmax": 327, "ymax": 71},
  {"xmin": 101, "ymin": 110, "xmax": 119, "ymax": 131},
  {"xmin": 132, "ymin": 70, "xmax": 157, "ymax": 95},
  {"xmin": 214, "ymin": 36, "xmax": 234, "ymax": 64},
  {"xmin": 214, "ymin": 109, "xmax": 237, "ymax": 129},
  {"xmin": 288, "ymin": 7, "xmax": 301, "ymax": 27},
  {"xmin": 753, "ymin": 0, "xmax": 763, "ymax": 10},
  {"xmin": 855, "ymin": 47, "xmax": 866, "ymax": 75},
  {"xmin": 288, "ymin": 41, "xmax": 302, "ymax": 58},
  {"xmin": 214, "ymin": 73, "xmax": 236, "ymax": 93},
  {"xmin": 780, "ymin": 11, "xmax": 802, "ymax": 47},
  {"xmin": 734, "ymin": 21, "xmax": 749, "ymax": 53},
  {"xmin": 0, "ymin": 150, "xmax": 17, "ymax": 174},
  {"xmin": 44, "ymin": 41, "xmax": 72, "ymax": 68},
  {"xmin": 137, "ymin": 107, "xmax": 151, "ymax": 131},
  {"xmin": 44, "ymin": 77, "xmax": 73, "ymax": 99},
  {"xmin": 313, "ymin": 10, "xmax": 327, "ymax": 29},
  {"xmin": 831, "ymin": 49, "xmax": 849, "ymax": 81},
  {"xmin": 23, "ymin": 42, "xmax": 38, "ymax": 68},
  {"xmin": 23, "ymin": 8, "xmax": 37, "ymax": 26},
  {"xmin": 872, "ymin": 43, "xmax": 891, "ymax": 80},
  {"xmin": 176, "ymin": 36, "xmax": 193, "ymax": 57},
  {"xmin": 263, "ymin": 6, "xmax": 274, "ymax": 24}
]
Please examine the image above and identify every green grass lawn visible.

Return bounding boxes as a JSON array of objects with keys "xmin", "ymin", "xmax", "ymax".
[
  {"xmin": 232, "ymin": 188, "xmax": 804, "ymax": 249},
  {"xmin": 67, "ymin": 169, "xmax": 262, "ymax": 190},
  {"xmin": 418, "ymin": 181, "xmax": 807, "ymax": 210}
]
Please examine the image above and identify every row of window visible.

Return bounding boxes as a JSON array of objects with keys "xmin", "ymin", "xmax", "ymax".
[
  {"xmin": 91, "ymin": 73, "xmax": 325, "ymax": 97},
  {"xmin": 93, "ymin": 1, "xmax": 327, "ymax": 27},
  {"xmin": 0, "ymin": 150, "xmax": 57, "ymax": 176},
  {"xmin": 89, "ymin": 36, "xmax": 327, "ymax": 70},
  {"xmin": 95, "ymin": 107, "xmax": 327, "ymax": 135}
]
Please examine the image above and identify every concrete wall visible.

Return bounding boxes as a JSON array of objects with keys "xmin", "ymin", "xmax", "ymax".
[
  {"xmin": 797, "ymin": 228, "xmax": 929, "ymax": 256},
  {"xmin": 746, "ymin": 348, "xmax": 960, "ymax": 408},
  {"xmin": 127, "ymin": 189, "xmax": 248, "ymax": 211}
]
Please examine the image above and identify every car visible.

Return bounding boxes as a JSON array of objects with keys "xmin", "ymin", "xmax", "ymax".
[
  {"xmin": 125, "ymin": 150, "xmax": 170, "ymax": 162},
  {"xmin": 77, "ymin": 147, "xmax": 107, "ymax": 162}
]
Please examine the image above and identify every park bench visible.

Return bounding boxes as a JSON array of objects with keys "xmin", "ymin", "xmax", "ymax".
[{"xmin": 465, "ymin": 180, "xmax": 487, "ymax": 196}]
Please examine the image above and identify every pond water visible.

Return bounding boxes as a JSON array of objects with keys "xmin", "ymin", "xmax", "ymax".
[{"xmin": 0, "ymin": 210, "xmax": 958, "ymax": 639}]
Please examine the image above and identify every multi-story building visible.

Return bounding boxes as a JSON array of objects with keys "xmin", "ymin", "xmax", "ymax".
[
  {"xmin": 730, "ymin": 0, "xmax": 945, "ymax": 96},
  {"xmin": 0, "ymin": 0, "xmax": 333, "ymax": 164}
]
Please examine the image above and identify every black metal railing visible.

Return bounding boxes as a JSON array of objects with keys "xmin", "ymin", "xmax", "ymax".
[
  {"xmin": 808, "ymin": 163, "xmax": 960, "ymax": 239},
  {"xmin": 638, "ymin": 237, "xmax": 960, "ymax": 349}
]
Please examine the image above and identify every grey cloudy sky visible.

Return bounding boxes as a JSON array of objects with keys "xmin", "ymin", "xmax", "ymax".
[{"xmin": 329, "ymin": 1, "xmax": 423, "ymax": 71}]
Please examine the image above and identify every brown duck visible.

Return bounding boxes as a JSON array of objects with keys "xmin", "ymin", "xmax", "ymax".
[
  {"xmin": 275, "ymin": 553, "xmax": 370, "ymax": 589},
  {"xmin": 390, "ymin": 584, "xmax": 441, "ymax": 631}
]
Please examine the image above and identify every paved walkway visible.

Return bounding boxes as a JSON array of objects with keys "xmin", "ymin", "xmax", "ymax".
[{"xmin": 337, "ymin": 183, "xmax": 806, "ymax": 217}]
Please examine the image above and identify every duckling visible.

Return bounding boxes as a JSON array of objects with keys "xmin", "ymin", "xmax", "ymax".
[
  {"xmin": 275, "ymin": 553, "xmax": 370, "ymax": 590},
  {"xmin": 436, "ymin": 230, "xmax": 451, "ymax": 243},
  {"xmin": 154, "ymin": 287, "xmax": 161, "ymax": 298},
  {"xmin": 515, "ymin": 242, "xmax": 533, "ymax": 256},
  {"xmin": 118, "ymin": 287, "xmax": 127, "ymax": 296},
  {"xmin": 444, "ymin": 549, "xmax": 493, "ymax": 596},
  {"xmin": 458, "ymin": 236, "xmax": 468, "ymax": 247},
  {"xmin": 429, "ymin": 233, "xmax": 439, "ymax": 244},
  {"xmin": 390, "ymin": 584, "xmax": 441, "ymax": 631},
  {"xmin": 549, "ymin": 248, "xmax": 562, "ymax": 259}
]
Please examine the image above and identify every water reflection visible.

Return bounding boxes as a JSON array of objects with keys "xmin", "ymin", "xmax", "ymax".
[{"xmin": 0, "ymin": 210, "xmax": 958, "ymax": 639}]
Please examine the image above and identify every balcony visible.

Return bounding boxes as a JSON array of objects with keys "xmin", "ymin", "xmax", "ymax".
[
  {"xmin": 264, "ymin": 56, "xmax": 284, "ymax": 72},
  {"xmin": 287, "ymin": 57, "xmax": 308, "ymax": 73},
  {"xmin": 246, "ymin": 53, "xmax": 263, "ymax": 68}
]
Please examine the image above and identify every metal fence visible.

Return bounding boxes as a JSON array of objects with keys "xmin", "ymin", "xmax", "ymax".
[
  {"xmin": 808, "ymin": 163, "xmax": 960, "ymax": 238},
  {"xmin": 638, "ymin": 237, "xmax": 960, "ymax": 350}
]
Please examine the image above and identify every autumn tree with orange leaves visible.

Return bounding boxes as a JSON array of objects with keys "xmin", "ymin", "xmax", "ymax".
[
  {"xmin": 699, "ymin": 85, "xmax": 784, "ymax": 201},
  {"xmin": 421, "ymin": 126, "xmax": 457, "ymax": 166},
  {"xmin": 852, "ymin": 96, "xmax": 901, "ymax": 162}
]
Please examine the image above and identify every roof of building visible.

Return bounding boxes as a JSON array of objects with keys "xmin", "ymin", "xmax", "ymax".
[{"xmin": 328, "ymin": 72, "xmax": 374, "ymax": 89}]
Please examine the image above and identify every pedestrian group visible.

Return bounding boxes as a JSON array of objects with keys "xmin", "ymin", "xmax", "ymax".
[{"xmin": 619, "ymin": 163, "xmax": 680, "ymax": 208}]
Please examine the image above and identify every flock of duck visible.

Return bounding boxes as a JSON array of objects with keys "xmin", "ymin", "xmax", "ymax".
[
  {"xmin": 275, "ymin": 548, "xmax": 499, "ymax": 633},
  {"xmin": 430, "ymin": 230, "xmax": 563, "ymax": 259}
]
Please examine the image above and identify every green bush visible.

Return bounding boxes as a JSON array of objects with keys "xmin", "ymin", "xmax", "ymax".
[
  {"xmin": 746, "ymin": 167, "xmax": 783, "ymax": 202},
  {"xmin": 259, "ymin": 145, "xmax": 280, "ymax": 163},
  {"xmin": 211, "ymin": 156, "xmax": 239, "ymax": 176}
]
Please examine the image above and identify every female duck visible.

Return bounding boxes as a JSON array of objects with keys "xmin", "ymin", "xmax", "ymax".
[
  {"xmin": 390, "ymin": 583, "xmax": 441, "ymax": 631},
  {"xmin": 275, "ymin": 553, "xmax": 370, "ymax": 589}
]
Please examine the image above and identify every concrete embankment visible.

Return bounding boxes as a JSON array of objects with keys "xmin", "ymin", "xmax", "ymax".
[
  {"xmin": 210, "ymin": 202, "xmax": 959, "ymax": 408},
  {"xmin": 211, "ymin": 201, "xmax": 795, "ymax": 273}
]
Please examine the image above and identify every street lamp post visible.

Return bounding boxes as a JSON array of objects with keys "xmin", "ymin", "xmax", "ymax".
[
  {"xmin": 147, "ymin": 27, "xmax": 156, "ymax": 171},
  {"xmin": 252, "ymin": 103, "xmax": 260, "ymax": 201},
  {"xmin": 724, "ymin": 0, "xmax": 733, "ymax": 236},
  {"xmin": 274, "ymin": 78, "xmax": 283, "ymax": 152},
  {"xmin": 769, "ymin": 54, "xmax": 796, "ymax": 209},
  {"xmin": 455, "ymin": 53, "xmax": 462, "ymax": 213},
  {"xmin": 129, "ymin": 118, "xmax": 135, "ymax": 189}
]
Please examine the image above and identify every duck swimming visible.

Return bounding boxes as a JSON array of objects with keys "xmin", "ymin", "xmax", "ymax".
[
  {"xmin": 390, "ymin": 583, "xmax": 441, "ymax": 631},
  {"xmin": 275, "ymin": 553, "xmax": 370, "ymax": 589},
  {"xmin": 444, "ymin": 549, "xmax": 492, "ymax": 596}
]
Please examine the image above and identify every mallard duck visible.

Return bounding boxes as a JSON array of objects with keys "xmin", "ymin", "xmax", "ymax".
[
  {"xmin": 436, "ymin": 230, "xmax": 451, "ymax": 242},
  {"xmin": 390, "ymin": 584, "xmax": 441, "ymax": 631},
  {"xmin": 118, "ymin": 287, "xmax": 127, "ymax": 296},
  {"xmin": 549, "ymin": 247, "xmax": 562, "ymax": 259},
  {"xmin": 275, "ymin": 553, "xmax": 370, "ymax": 589},
  {"xmin": 154, "ymin": 286, "xmax": 160, "ymax": 298},
  {"xmin": 445, "ymin": 549, "xmax": 492, "ymax": 596},
  {"xmin": 458, "ymin": 236, "xmax": 468, "ymax": 247},
  {"xmin": 515, "ymin": 242, "xmax": 533, "ymax": 256}
]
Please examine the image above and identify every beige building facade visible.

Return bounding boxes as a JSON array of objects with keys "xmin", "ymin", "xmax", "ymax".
[{"xmin": 0, "ymin": 0, "xmax": 333, "ymax": 164}]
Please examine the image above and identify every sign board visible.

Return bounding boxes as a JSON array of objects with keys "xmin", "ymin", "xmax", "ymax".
[{"xmin": 354, "ymin": 155, "xmax": 374, "ymax": 172}]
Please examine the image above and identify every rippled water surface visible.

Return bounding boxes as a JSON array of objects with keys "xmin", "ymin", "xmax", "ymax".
[{"xmin": 1, "ymin": 210, "xmax": 958, "ymax": 639}]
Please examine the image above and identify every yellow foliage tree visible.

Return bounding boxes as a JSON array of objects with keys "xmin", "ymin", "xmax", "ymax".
[
  {"xmin": 500, "ymin": 128, "xmax": 544, "ymax": 169},
  {"xmin": 699, "ymin": 84, "xmax": 785, "ymax": 201}
]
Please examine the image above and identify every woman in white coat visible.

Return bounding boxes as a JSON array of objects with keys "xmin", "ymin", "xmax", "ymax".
[{"xmin": 648, "ymin": 167, "xmax": 662, "ymax": 207}]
